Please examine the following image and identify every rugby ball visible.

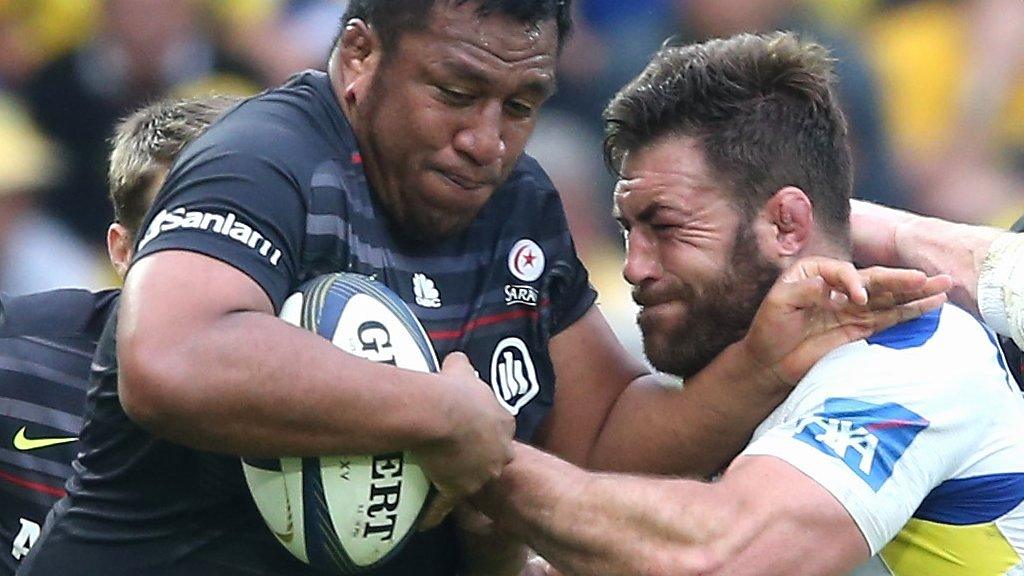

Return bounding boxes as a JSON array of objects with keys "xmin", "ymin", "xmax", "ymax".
[{"xmin": 242, "ymin": 273, "xmax": 437, "ymax": 574}]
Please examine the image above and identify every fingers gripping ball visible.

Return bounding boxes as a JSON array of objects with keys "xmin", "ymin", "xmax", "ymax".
[{"xmin": 241, "ymin": 273, "xmax": 436, "ymax": 574}]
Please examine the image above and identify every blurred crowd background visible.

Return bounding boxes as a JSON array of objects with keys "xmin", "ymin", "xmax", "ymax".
[{"xmin": 0, "ymin": 0, "xmax": 1022, "ymax": 353}]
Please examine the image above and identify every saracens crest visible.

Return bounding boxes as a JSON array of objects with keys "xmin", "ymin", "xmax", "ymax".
[
  {"xmin": 505, "ymin": 238, "xmax": 545, "ymax": 307},
  {"xmin": 507, "ymin": 238, "xmax": 545, "ymax": 283}
]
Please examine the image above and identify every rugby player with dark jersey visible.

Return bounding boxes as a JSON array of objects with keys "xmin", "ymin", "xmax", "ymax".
[
  {"xmin": 0, "ymin": 289, "xmax": 117, "ymax": 574},
  {"xmin": 19, "ymin": 2, "xmax": 950, "ymax": 575},
  {"xmin": 0, "ymin": 95, "xmax": 233, "ymax": 575}
]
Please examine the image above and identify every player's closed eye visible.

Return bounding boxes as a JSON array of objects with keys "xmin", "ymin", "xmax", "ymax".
[
  {"xmin": 504, "ymin": 100, "xmax": 534, "ymax": 119},
  {"xmin": 436, "ymin": 86, "xmax": 474, "ymax": 106}
]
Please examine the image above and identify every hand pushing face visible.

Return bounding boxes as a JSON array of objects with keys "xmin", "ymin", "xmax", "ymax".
[{"xmin": 614, "ymin": 136, "xmax": 780, "ymax": 378}]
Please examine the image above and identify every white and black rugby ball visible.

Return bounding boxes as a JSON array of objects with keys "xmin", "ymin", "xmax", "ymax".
[{"xmin": 242, "ymin": 273, "xmax": 437, "ymax": 574}]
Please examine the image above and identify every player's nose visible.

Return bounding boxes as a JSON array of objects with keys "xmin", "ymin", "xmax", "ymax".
[
  {"xmin": 623, "ymin": 230, "xmax": 661, "ymax": 286},
  {"xmin": 454, "ymin": 101, "xmax": 506, "ymax": 168}
]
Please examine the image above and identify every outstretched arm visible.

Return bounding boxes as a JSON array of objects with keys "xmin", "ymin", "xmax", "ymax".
[
  {"xmin": 583, "ymin": 257, "xmax": 950, "ymax": 475},
  {"xmin": 851, "ymin": 200, "xmax": 1023, "ymax": 348},
  {"xmin": 539, "ymin": 305, "xmax": 784, "ymax": 478},
  {"xmin": 476, "ymin": 445, "xmax": 868, "ymax": 576},
  {"xmin": 850, "ymin": 199, "xmax": 1003, "ymax": 315}
]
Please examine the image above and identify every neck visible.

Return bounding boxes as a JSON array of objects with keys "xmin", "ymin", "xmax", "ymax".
[
  {"xmin": 783, "ymin": 229, "xmax": 853, "ymax": 269},
  {"xmin": 807, "ymin": 240, "xmax": 851, "ymax": 261}
]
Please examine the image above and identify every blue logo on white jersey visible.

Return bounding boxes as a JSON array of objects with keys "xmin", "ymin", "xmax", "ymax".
[{"xmin": 794, "ymin": 398, "xmax": 929, "ymax": 491}]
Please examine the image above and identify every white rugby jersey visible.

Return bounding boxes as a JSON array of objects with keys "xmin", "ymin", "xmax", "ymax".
[{"xmin": 742, "ymin": 304, "xmax": 1024, "ymax": 575}]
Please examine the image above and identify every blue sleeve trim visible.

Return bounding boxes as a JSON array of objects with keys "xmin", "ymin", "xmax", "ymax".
[
  {"xmin": 866, "ymin": 307, "xmax": 942, "ymax": 350},
  {"xmin": 915, "ymin": 473, "xmax": 1024, "ymax": 525}
]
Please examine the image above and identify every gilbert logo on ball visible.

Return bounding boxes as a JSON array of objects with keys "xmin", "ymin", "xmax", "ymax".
[{"xmin": 242, "ymin": 273, "xmax": 436, "ymax": 575}]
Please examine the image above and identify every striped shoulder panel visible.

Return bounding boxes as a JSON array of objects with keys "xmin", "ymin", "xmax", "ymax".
[{"xmin": 876, "ymin": 474, "xmax": 1024, "ymax": 574}]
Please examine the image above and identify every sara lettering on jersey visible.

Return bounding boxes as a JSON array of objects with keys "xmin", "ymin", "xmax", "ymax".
[{"xmin": 504, "ymin": 284, "xmax": 539, "ymax": 307}]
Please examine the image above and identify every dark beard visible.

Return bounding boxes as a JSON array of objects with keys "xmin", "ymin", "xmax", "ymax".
[{"xmin": 641, "ymin": 229, "xmax": 781, "ymax": 379}]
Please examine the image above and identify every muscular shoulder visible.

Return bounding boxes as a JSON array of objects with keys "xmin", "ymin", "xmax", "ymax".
[
  {"xmin": 786, "ymin": 305, "xmax": 1015, "ymax": 414},
  {"xmin": 170, "ymin": 71, "xmax": 352, "ymax": 183},
  {"xmin": 0, "ymin": 289, "xmax": 119, "ymax": 340}
]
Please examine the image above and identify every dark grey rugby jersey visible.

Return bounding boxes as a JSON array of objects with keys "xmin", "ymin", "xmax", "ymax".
[
  {"xmin": 21, "ymin": 71, "xmax": 596, "ymax": 576},
  {"xmin": 0, "ymin": 289, "xmax": 118, "ymax": 575}
]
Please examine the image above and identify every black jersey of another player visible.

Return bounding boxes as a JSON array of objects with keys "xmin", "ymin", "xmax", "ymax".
[
  {"xmin": 0, "ymin": 288, "xmax": 118, "ymax": 575},
  {"xmin": 21, "ymin": 71, "xmax": 596, "ymax": 576}
]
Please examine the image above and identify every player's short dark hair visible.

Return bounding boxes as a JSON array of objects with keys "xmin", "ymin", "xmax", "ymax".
[
  {"xmin": 340, "ymin": 0, "xmax": 573, "ymax": 53},
  {"xmin": 108, "ymin": 95, "xmax": 237, "ymax": 238},
  {"xmin": 604, "ymin": 31, "xmax": 853, "ymax": 246}
]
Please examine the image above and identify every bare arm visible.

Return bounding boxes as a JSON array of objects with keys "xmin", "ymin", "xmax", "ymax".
[
  {"xmin": 477, "ymin": 446, "xmax": 867, "ymax": 576},
  {"xmin": 454, "ymin": 505, "xmax": 529, "ymax": 576},
  {"xmin": 534, "ymin": 306, "xmax": 648, "ymax": 466},
  {"xmin": 851, "ymin": 199, "xmax": 1024, "ymax": 350},
  {"xmin": 851, "ymin": 200, "xmax": 1003, "ymax": 315},
  {"xmin": 119, "ymin": 251, "xmax": 513, "ymax": 497},
  {"xmin": 587, "ymin": 338, "xmax": 785, "ymax": 476},
  {"xmin": 537, "ymin": 289, "xmax": 789, "ymax": 477},
  {"xmin": 703, "ymin": 456, "xmax": 869, "ymax": 576},
  {"xmin": 584, "ymin": 258, "xmax": 950, "ymax": 476},
  {"xmin": 122, "ymin": 253, "xmax": 443, "ymax": 455}
]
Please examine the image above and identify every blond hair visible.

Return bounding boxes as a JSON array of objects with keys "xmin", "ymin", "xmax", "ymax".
[{"xmin": 108, "ymin": 95, "xmax": 238, "ymax": 236}]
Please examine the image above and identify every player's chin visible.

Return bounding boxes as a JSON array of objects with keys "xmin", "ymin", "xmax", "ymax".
[
  {"xmin": 414, "ymin": 191, "xmax": 493, "ymax": 239},
  {"xmin": 641, "ymin": 337, "xmax": 680, "ymax": 375},
  {"xmin": 638, "ymin": 319, "xmax": 672, "ymax": 355},
  {"xmin": 400, "ymin": 205, "xmax": 478, "ymax": 243}
]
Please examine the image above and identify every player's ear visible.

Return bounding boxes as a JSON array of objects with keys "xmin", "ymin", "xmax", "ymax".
[
  {"xmin": 758, "ymin": 186, "xmax": 813, "ymax": 259},
  {"xmin": 333, "ymin": 19, "xmax": 381, "ymax": 105},
  {"xmin": 107, "ymin": 222, "xmax": 133, "ymax": 280}
]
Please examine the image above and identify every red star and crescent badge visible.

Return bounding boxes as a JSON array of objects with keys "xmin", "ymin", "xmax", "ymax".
[{"xmin": 508, "ymin": 239, "xmax": 545, "ymax": 282}]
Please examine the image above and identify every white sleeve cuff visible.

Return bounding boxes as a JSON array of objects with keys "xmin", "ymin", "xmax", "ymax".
[{"xmin": 978, "ymin": 232, "xmax": 1024, "ymax": 348}]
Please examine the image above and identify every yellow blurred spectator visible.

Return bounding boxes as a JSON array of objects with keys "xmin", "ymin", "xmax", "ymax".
[
  {"xmin": 803, "ymin": 0, "xmax": 880, "ymax": 32},
  {"xmin": 207, "ymin": 0, "xmax": 283, "ymax": 29},
  {"xmin": 866, "ymin": 0, "xmax": 1024, "ymax": 224},
  {"xmin": 0, "ymin": 0, "xmax": 98, "ymax": 84},
  {"xmin": 0, "ymin": 93, "xmax": 58, "ymax": 192},
  {"xmin": 869, "ymin": 1, "xmax": 967, "ymax": 157},
  {"xmin": 210, "ymin": 0, "xmax": 347, "ymax": 84}
]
